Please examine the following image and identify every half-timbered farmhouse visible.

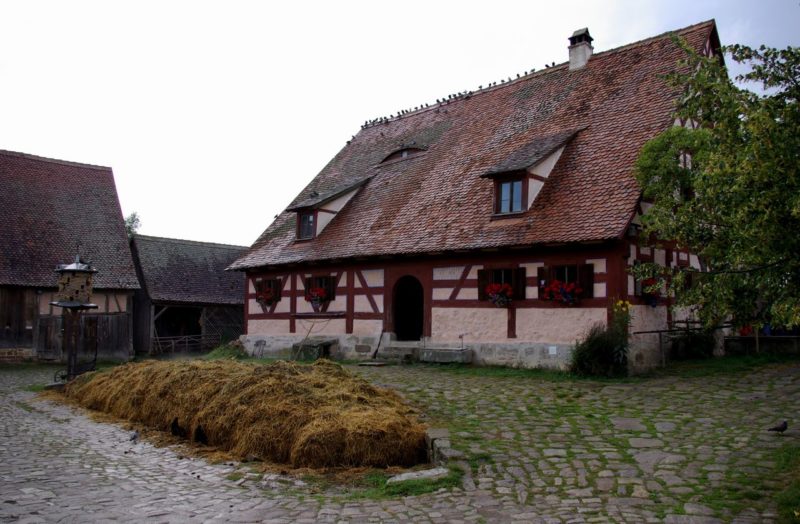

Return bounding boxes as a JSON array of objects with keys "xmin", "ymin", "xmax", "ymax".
[
  {"xmin": 0, "ymin": 150, "xmax": 140, "ymax": 361},
  {"xmin": 229, "ymin": 21, "xmax": 720, "ymax": 369},
  {"xmin": 130, "ymin": 235, "xmax": 246, "ymax": 355}
]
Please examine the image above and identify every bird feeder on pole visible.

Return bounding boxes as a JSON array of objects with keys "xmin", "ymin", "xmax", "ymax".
[{"xmin": 50, "ymin": 255, "xmax": 98, "ymax": 381}]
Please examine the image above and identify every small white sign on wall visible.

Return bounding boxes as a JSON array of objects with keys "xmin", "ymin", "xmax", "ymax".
[{"xmin": 548, "ymin": 346, "xmax": 558, "ymax": 356}]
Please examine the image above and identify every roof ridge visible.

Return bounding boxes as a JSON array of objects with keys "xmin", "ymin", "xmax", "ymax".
[
  {"xmin": 359, "ymin": 19, "xmax": 715, "ymax": 130},
  {"xmin": 134, "ymin": 234, "xmax": 247, "ymax": 250},
  {"xmin": 0, "ymin": 149, "xmax": 111, "ymax": 171}
]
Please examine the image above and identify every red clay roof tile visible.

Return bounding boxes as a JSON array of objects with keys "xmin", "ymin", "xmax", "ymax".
[{"xmin": 230, "ymin": 20, "xmax": 717, "ymax": 271}]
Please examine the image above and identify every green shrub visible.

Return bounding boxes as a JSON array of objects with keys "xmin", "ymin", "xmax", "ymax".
[
  {"xmin": 570, "ymin": 323, "xmax": 628, "ymax": 377},
  {"xmin": 570, "ymin": 300, "xmax": 630, "ymax": 377}
]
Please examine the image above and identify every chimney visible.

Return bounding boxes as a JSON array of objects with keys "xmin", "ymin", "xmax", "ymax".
[{"xmin": 568, "ymin": 28, "xmax": 594, "ymax": 70}]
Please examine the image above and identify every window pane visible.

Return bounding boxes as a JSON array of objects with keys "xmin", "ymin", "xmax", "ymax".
[
  {"xmin": 500, "ymin": 182, "xmax": 511, "ymax": 213},
  {"xmin": 299, "ymin": 213, "xmax": 314, "ymax": 239},
  {"xmin": 512, "ymin": 180, "xmax": 523, "ymax": 212}
]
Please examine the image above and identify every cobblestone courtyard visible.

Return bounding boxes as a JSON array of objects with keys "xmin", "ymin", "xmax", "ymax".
[{"xmin": 1, "ymin": 361, "xmax": 798, "ymax": 523}]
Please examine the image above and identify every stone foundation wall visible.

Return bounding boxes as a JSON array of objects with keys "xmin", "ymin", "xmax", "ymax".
[{"xmin": 0, "ymin": 348, "xmax": 35, "ymax": 363}]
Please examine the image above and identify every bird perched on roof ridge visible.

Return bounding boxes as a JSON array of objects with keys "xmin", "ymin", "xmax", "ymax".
[{"xmin": 768, "ymin": 420, "xmax": 788, "ymax": 433}]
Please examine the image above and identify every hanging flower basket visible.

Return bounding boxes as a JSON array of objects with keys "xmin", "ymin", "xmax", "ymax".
[
  {"xmin": 255, "ymin": 288, "xmax": 277, "ymax": 307},
  {"xmin": 485, "ymin": 283, "xmax": 513, "ymax": 307},
  {"xmin": 542, "ymin": 279, "xmax": 583, "ymax": 305},
  {"xmin": 305, "ymin": 287, "xmax": 328, "ymax": 312},
  {"xmin": 641, "ymin": 277, "xmax": 659, "ymax": 308}
]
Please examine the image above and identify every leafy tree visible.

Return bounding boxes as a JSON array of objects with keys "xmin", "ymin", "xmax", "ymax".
[
  {"xmin": 124, "ymin": 212, "xmax": 141, "ymax": 238},
  {"xmin": 634, "ymin": 42, "xmax": 800, "ymax": 329}
]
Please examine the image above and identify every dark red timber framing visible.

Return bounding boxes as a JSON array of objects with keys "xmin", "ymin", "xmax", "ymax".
[{"xmin": 244, "ymin": 240, "xmax": 635, "ymax": 340}]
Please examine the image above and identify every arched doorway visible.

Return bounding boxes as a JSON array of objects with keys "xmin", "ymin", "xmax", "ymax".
[{"xmin": 393, "ymin": 275, "xmax": 424, "ymax": 341}]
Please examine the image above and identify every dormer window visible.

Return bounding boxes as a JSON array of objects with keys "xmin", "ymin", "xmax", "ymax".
[
  {"xmin": 497, "ymin": 178, "xmax": 524, "ymax": 214},
  {"xmin": 380, "ymin": 147, "xmax": 425, "ymax": 164},
  {"xmin": 298, "ymin": 211, "xmax": 315, "ymax": 240}
]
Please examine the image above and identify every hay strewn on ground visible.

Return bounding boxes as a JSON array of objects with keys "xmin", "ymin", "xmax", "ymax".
[{"xmin": 65, "ymin": 359, "xmax": 427, "ymax": 468}]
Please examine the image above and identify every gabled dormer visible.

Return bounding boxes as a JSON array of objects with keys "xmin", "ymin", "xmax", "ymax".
[
  {"xmin": 287, "ymin": 178, "xmax": 371, "ymax": 241},
  {"xmin": 480, "ymin": 128, "xmax": 584, "ymax": 217}
]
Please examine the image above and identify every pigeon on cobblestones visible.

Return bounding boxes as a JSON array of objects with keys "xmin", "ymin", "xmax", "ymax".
[
  {"xmin": 129, "ymin": 430, "xmax": 139, "ymax": 443},
  {"xmin": 768, "ymin": 420, "xmax": 788, "ymax": 433}
]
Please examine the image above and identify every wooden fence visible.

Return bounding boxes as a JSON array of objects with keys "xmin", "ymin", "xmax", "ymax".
[
  {"xmin": 35, "ymin": 313, "xmax": 131, "ymax": 361},
  {"xmin": 151, "ymin": 333, "xmax": 222, "ymax": 354}
]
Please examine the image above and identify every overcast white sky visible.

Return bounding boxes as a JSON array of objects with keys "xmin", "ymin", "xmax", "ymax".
[{"xmin": 1, "ymin": 0, "xmax": 798, "ymax": 247}]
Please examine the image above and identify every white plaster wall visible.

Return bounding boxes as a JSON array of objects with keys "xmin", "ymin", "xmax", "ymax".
[
  {"xmin": 516, "ymin": 308, "xmax": 607, "ymax": 344},
  {"xmin": 586, "ymin": 258, "xmax": 607, "ymax": 274},
  {"xmin": 529, "ymin": 146, "xmax": 565, "ymax": 178},
  {"xmin": 689, "ymin": 254, "xmax": 701, "ymax": 270},
  {"xmin": 655, "ymin": 249, "xmax": 666, "ymax": 266},
  {"xmin": 521, "ymin": 262, "xmax": 544, "ymax": 299},
  {"xmin": 296, "ymin": 318, "xmax": 347, "ymax": 336},
  {"xmin": 296, "ymin": 299, "xmax": 315, "ymax": 314},
  {"xmin": 593, "ymin": 283, "xmax": 607, "ymax": 298},
  {"xmin": 372, "ymin": 295, "xmax": 384, "ymax": 313},
  {"xmin": 528, "ymin": 179, "xmax": 544, "ymax": 208},
  {"xmin": 467, "ymin": 265, "xmax": 483, "ymax": 279},
  {"xmin": 354, "ymin": 295, "xmax": 373, "ymax": 313},
  {"xmin": 433, "ymin": 266, "xmax": 464, "ymax": 280},
  {"xmin": 433, "ymin": 288, "xmax": 452, "ymax": 300},
  {"xmin": 316, "ymin": 189, "xmax": 359, "ymax": 234},
  {"xmin": 248, "ymin": 319, "xmax": 291, "ymax": 334},
  {"xmin": 361, "ymin": 269, "xmax": 384, "ymax": 287},
  {"xmin": 273, "ymin": 299, "xmax": 290, "ymax": 314},
  {"xmin": 456, "ymin": 288, "xmax": 478, "ymax": 300},
  {"xmin": 248, "ymin": 279, "xmax": 256, "ymax": 293},
  {"xmin": 327, "ymin": 296, "xmax": 346, "ymax": 311},
  {"xmin": 352, "ymin": 319, "xmax": 383, "ymax": 336},
  {"xmin": 432, "ymin": 307, "xmax": 507, "ymax": 341}
]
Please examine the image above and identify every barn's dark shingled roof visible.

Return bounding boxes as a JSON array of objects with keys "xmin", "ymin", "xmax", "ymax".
[
  {"xmin": 230, "ymin": 20, "xmax": 718, "ymax": 271},
  {"xmin": 132, "ymin": 235, "xmax": 246, "ymax": 305},
  {"xmin": 0, "ymin": 150, "xmax": 140, "ymax": 289}
]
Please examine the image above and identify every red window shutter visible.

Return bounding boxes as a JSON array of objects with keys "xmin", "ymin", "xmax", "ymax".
[
  {"xmin": 477, "ymin": 269, "xmax": 490, "ymax": 301},
  {"xmin": 537, "ymin": 267, "xmax": 549, "ymax": 298},
  {"xmin": 512, "ymin": 267, "xmax": 526, "ymax": 300},
  {"xmin": 578, "ymin": 264, "xmax": 595, "ymax": 298}
]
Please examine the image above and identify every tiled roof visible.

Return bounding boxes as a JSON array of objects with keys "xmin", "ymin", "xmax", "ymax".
[
  {"xmin": 0, "ymin": 150, "xmax": 140, "ymax": 289},
  {"xmin": 132, "ymin": 235, "xmax": 246, "ymax": 305},
  {"xmin": 483, "ymin": 127, "xmax": 585, "ymax": 177},
  {"xmin": 230, "ymin": 20, "xmax": 718, "ymax": 271}
]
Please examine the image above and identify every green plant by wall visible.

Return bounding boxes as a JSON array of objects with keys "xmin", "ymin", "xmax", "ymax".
[{"xmin": 570, "ymin": 300, "xmax": 630, "ymax": 377}]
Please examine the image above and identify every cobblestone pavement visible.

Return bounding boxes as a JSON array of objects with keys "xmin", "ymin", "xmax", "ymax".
[{"xmin": 1, "ymin": 362, "xmax": 798, "ymax": 523}]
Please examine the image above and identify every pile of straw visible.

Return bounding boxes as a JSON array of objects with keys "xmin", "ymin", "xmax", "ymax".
[{"xmin": 65, "ymin": 359, "xmax": 427, "ymax": 468}]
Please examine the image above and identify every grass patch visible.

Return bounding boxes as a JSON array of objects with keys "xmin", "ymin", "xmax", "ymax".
[
  {"xmin": 343, "ymin": 466, "xmax": 463, "ymax": 499},
  {"xmin": 775, "ymin": 443, "xmax": 800, "ymax": 523},
  {"xmin": 203, "ymin": 343, "xmax": 250, "ymax": 361},
  {"xmin": 225, "ymin": 471, "xmax": 244, "ymax": 482},
  {"xmin": 23, "ymin": 383, "xmax": 47, "ymax": 392},
  {"xmin": 656, "ymin": 354, "xmax": 800, "ymax": 378},
  {"xmin": 422, "ymin": 362, "xmax": 647, "ymax": 383}
]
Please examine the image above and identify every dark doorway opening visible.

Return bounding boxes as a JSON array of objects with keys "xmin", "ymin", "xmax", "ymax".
[
  {"xmin": 155, "ymin": 306, "xmax": 202, "ymax": 339},
  {"xmin": 393, "ymin": 276, "xmax": 424, "ymax": 341}
]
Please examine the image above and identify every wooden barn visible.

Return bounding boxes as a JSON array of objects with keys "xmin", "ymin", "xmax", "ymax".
[
  {"xmin": 0, "ymin": 150, "xmax": 140, "ymax": 362},
  {"xmin": 130, "ymin": 235, "xmax": 247, "ymax": 355},
  {"xmin": 228, "ymin": 21, "xmax": 720, "ymax": 371}
]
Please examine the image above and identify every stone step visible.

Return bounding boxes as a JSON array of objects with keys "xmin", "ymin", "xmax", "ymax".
[{"xmin": 376, "ymin": 346, "xmax": 418, "ymax": 361}]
